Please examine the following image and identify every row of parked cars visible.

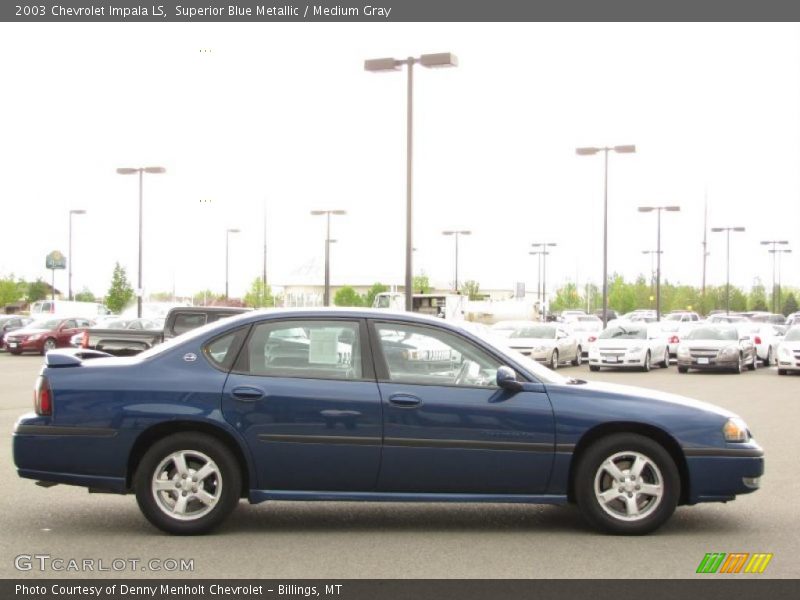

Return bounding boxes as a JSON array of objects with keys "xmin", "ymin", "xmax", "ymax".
[{"xmin": 491, "ymin": 309, "xmax": 800, "ymax": 375}]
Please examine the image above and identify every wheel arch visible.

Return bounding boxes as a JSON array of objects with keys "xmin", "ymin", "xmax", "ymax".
[
  {"xmin": 566, "ymin": 422, "xmax": 690, "ymax": 505},
  {"xmin": 126, "ymin": 420, "xmax": 253, "ymax": 497}
]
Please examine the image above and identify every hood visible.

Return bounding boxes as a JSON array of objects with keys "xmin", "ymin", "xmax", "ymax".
[
  {"xmin": 595, "ymin": 338, "xmax": 646, "ymax": 347},
  {"xmin": 682, "ymin": 339, "xmax": 737, "ymax": 349},
  {"xmin": 9, "ymin": 327, "xmax": 50, "ymax": 336},
  {"xmin": 565, "ymin": 379, "xmax": 735, "ymax": 419},
  {"xmin": 508, "ymin": 337, "xmax": 557, "ymax": 347}
]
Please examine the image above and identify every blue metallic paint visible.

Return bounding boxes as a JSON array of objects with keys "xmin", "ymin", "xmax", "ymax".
[{"xmin": 13, "ymin": 309, "xmax": 763, "ymax": 512}]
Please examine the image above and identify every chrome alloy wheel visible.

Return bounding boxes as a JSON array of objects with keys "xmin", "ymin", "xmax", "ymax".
[
  {"xmin": 151, "ymin": 450, "xmax": 222, "ymax": 521},
  {"xmin": 593, "ymin": 451, "xmax": 664, "ymax": 522}
]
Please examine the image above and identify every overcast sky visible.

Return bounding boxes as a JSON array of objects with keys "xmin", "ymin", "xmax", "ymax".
[{"xmin": 1, "ymin": 23, "xmax": 798, "ymax": 299}]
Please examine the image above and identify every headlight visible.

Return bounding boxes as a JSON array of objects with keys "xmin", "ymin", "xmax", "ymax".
[
  {"xmin": 533, "ymin": 345, "xmax": 547, "ymax": 352},
  {"xmin": 27, "ymin": 334, "xmax": 42, "ymax": 341},
  {"xmin": 719, "ymin": 346, "xmax": 738, "ymax": 358},
  {"xmin": 779, "ymin": 346, "xmax": 792, "ymax": 358},
  {"xmin": 628, "ymin": 346, "xmax": 643, "ymax": 353},
  {"xmin": 723, "ymin": 417, "xmax": 750, "ymax": 443},
  {"xmin": 677, "ymin": 347, "xmax": 690, "ymax": 357}
]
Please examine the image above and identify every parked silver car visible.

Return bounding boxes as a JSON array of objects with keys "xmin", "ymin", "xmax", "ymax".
[
  {"xmin": 676, "ymin": 325, "xmax": 757, "ymax": 373},
  {"xmin": 504, "ymin": 322, "xmax": 581, "ymax": 369},
  {"xmin": 776, "ymin": 326, "xmax": 800, "ymax": 375}
]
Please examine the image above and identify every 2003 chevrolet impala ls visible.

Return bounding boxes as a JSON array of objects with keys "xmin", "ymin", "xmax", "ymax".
[{"xmin": 13, "ymin": 309, "xmax": 763, "ymax": 535}]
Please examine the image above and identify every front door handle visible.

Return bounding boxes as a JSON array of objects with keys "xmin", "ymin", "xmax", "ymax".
[
  {"xmin": 231, "ymin": 386, "xmax": 265, "ymax": 401},
  {"xmin": 388, "ymin": 393, "xmax": 422, "ymax": 408}
]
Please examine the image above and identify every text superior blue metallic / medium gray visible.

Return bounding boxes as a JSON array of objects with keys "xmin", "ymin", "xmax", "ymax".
[{"xmin": 13, "ymin": 309, "xmax": 763, "ymax": 535}]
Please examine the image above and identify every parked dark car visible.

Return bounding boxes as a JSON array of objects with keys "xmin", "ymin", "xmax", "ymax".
[
  {"xmin": 5, "ymin": 317, "xmax": 92, "ymax": 355},
  {"xmin": 0, "ymin": 315, "xmax": 33, "ymax": 349},
  {"xmin": 14, "ymin": 309, "xmax": 763, "ymax": 536},
  {"xmin": 79, "ymin": 307, "xmax": 249, "ymax": 356}
]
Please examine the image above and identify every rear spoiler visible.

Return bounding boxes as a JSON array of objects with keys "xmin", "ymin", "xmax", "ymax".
[{"xmin": 45, "ymin": 348, "xmax": 113, "ymax": 367}]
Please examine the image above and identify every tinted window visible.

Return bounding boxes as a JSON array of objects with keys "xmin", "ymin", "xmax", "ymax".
[
  {"xmin": 236, "ymin": 320, "xmax": 362, "ymax": 380},
  {"xmin": 685, "ymin": 327, "xmax": 738, "ymax": 341},
  {"xmin": 204, "ymin": 327, "xmax": 248, "ymax": 370},
  {"xmin": 172, "ymin": 313, "xmax": 207, "ymax": 335},
  {"xmin": 510, "ymin": 325, "xmax": 556, "ymax": 339},
  {"xmin": 376, "ymin": 322, "xmax": 501, "ymax": 388},
  {"xmin": 63, "ymin": 320, "xmax": 77, "ymax": 329}
]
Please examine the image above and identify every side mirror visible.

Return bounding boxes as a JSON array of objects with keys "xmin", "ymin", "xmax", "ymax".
[{"xmin": 496, "ymin": 366, "xmax": 523, "ymax": 392}]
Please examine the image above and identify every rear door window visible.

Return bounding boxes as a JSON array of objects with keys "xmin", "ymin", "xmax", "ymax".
[{"xmin": 171, "ymin": 313, "xmax": 207, "ymax": 336}]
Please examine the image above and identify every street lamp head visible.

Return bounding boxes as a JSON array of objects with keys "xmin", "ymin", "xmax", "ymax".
[
  {"xmin": 419, "ymin": 53, "xmax": 458, "ymax": 68},
  {"xmin": 116, "ymin": 168, "xmax": 138, "ymax": 175},
  {"xmin": 637, "ymin": 206, "xmax": 654, "ymax": 213},
  {"xmin": 733, "ymin": 227, "xmax": 746, "ymax": 232},
  {"xmin": 331, "ymin": 210, "xmax": 347, "ymax": 215},
  {"xmin": 364, "ymin": 57, "xmax": 401, "ymax": 72},
  {"xmin": 70, "ymin": 209, "xmax": 87, "ymax": 215},
  {"xmin": 227, "ymin": 228, "xmax": 240, "ymax": 234},
  {"xmin": 710, "ymin": 227, "xmax": 724, "ymax": 232},
  {"xmin": 575, "ymin": 147, "xmax": 600, "ymax": 156},
  {"xmin": 613, "ymin": 145, "xmax": 636, "ymax": 154},
  {"xmin": 665, "ymin": 206, "xmax": 681, "ymax": 212},
  {"xmin": 144, "ymin": 166, "xmax": 166, "ymax": 174}
]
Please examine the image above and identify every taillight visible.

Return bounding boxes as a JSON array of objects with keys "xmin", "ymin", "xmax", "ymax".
[
  {"xmin": 81, "ymin": 330, "xmax": 89, "ymax": 348},
  {"xmin": 34, "ymin": 375, "xmax": 52, "ymax": 416},
  {"xmin": 588, "ymin": 336, "xmax": 597, "ymax": 342},
  {"xmin": 754, "ymin": 336, "xmax": 762, "ymax": 345},
  {"xmin": 669, "ymin": 335, "xmax": 680, "ymax": 344}
]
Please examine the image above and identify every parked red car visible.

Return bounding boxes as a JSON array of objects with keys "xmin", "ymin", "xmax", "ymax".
[{"xmin": 4, "ymin": 317, "xmax": 93, "ymax": 355}]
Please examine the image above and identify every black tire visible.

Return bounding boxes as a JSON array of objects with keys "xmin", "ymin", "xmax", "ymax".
[
  {"xmin": 550, "ymin": 350, "xmax": 559, "ymax": 370},
  {"xmin": 748, "ymin": 352, "xmax": 757, "ymax": 371},
  {"xmin": 589, "ymin": 365, "xmax": 600, "ymax": 372},
  {"xmin": 733, "ymin": 354, "xmax": 743, "ymax": 374},
  {"xmin": 41, "ymin": 338, "xmax": 57, "ymax": 355},
  {"xmin": 134, "ymin": 432, "xmax": 241, "ymax": 535},
  {"xmin": 778, "ymin": 369, "xmax": 787, "ymax": 376},
  {"xmin": 8, "ymin": 349, "xmax": 23, "ymax": 355},
  {"xmin": 765, "ymin": 347, "xmax": 773, "ymax": 367},
  {"xmin": 574, "ymin": 433, "xmax": 680, "ymax": 535},
  {"xmin": 661, "ymin": 350, "xmax": 670, "ymax": 368},
  {"xmin": 642, "ymin": 351, "xmax": 651, "ymax": 373},
  {"xmin": 677, "ymin": 366, "xmax": 688, "ymax": 373},
  {"xmin": 572, "ymin": 347, "xmax": 582, "ymax": 366}
]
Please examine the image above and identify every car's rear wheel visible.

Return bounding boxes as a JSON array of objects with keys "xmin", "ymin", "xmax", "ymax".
[
  {"xmin": 765, "ymin": 347, "xmax": 773, "ymax": 367},
  {"xmin": 42, "ymin": 338, "xmax": 56, "ymax": 355},
  {"xmin": 574, "ymin": 433, "xmax": 680, "ymax": 535},
  {"xmin": 550, "ymin": 350, "xmax": 559, "ymax": 370},
  {"xmin": 748, "ymin": 352, "xmax": 757, "ymax": 371},
  {"xmin": 134, "ymin": 433, "xmax": 241, "ymax": 535},
  {"xmin": 589, "ymin": 365, "xmax": 600, "ymax": 372},
  {"xmin": 778, "ymin": 369, "xmax": 787, "ymax": 376},
  {"xmin": 677, "ymin": 366, "xmax": 688, "ymax": 373},
  {"xmin": 572, "ymin": 347, "xmax": 582, "ymax": 366}
]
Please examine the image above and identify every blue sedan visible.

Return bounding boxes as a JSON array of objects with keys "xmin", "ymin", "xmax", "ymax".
[{"xmin": 13, "ymin": 309, "xmax": 763, "ymax": 535}]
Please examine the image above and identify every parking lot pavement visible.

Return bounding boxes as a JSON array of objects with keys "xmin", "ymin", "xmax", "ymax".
[{"xmin": 1, "ymin": 352, "xmax": 797, "ymax": 578}]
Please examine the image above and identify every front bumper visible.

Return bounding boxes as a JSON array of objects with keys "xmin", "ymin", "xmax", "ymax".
[
  {"xmin": 677, "ymin": 356, "xmax": 739, "ymax": 370},
  {"xmin": 589, "ymin": 352, "xmax": 647, "ymax": 368},
  {"xmin": 684, "ymin": 444, "xmax": 764, "ymax": 503},
  {"xmin": 4, "ymin": 338, "xmax": 43, "ymax": 353}
]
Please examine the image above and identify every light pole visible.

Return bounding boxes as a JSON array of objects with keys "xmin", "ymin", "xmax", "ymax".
[
  {"xmin": 638, "ymin": 206, "xmax": 680, "ymax": 321},
  {"xmin": 225, "ymin": 228, "xmax": 240, "ymax": 300},
  {"xmin": 769, "ymin": 248, "xmax": 792, "ymax": 313},
  {"xmin": 365, "ymin": 52, "xmax": 458, "ymax": 311},
  {"xmin": 442, "ymin": 230, "xmax": 471, "ymax": 292},
  {"xmin": 68, "ymin": 209, "xmax": 86, "ymax": 301},
  {"xmin": 641, "ymin": 250, "xmax": 663, "ymax": 305},
  {"xmin": 311, "ymin": 210, "xmax": 346, "ymax": 306},
  {"xmin": 576, "ymin": 145, "xmax": 636, "ymax": 327},
  {"xmin": 116, "ymin": 166, "xmax": 166, "ymax": 317},
  {"xmin": 531, "ymin": 243, "xmax": 556, "ymax": 321},
  {"xmin": 711, "ymin": 226, "xmax": 745, "ymax": 314},
  {"xmin": 761, "ymin": 240, "xmax": 789, "ymax": 312}
]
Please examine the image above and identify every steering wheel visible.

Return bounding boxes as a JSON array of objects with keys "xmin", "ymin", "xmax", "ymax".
[{"xmin": 455, "ymin": 360, "xmax": 472, "ymax": 385}]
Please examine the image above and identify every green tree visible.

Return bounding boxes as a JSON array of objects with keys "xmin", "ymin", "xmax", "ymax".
[
  {"xmin": 0, "ymin": 275, "xmax": 23, "ymax": 307},
  {"xmin": 244, "ymin": 277, "xmax": 274, "ymax": 308},
  {"xmin": 461, "ymin": 280, "xmax": 482, "ymax": 301},
  {"xmin": 26, "ymin": 278, "xmax": 49, "ymax": 303},
  {"xmin": 74, "ymin": 287, "xmax": 96, "ymax": 302},
  {"xmin": 412, "ymin": 273, "xmax": 431, "ymax": 294},
  {"xmin": 550, "ymin": 282, "xmax": 583, "ymax": 312},
  {"xmin": 607, "ymin": 274, "xmax": 636, "ymax": 314},
  {"xmin": 105, "ymin": 263, "xmax": 134, "ymax": 314},
  {"xmin": 748, "ymin": 280, "xmax": 768, "ymax": 312},
  {"xmin": 782, "ymin": 293, "xmax": 798, "ymax": 317},
  {"xmin": 192, "ymin": 289, "xmax": 225, "ymax": 306},
  {"xmin": 364, "ymin": 282, "xmax": 389, "ymax": 307},
  {"xmin": 334, "ymin": 286, "xmax": 363, "ymax": 307}
]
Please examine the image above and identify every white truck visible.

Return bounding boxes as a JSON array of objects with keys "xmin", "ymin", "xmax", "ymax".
[
  {"xmin": 30, "ymin": 300, "xmax": 110, "ymax": 319},
  {"xmin": 372, "ymin": 292, "xmax": 466, "ymax": 321}
]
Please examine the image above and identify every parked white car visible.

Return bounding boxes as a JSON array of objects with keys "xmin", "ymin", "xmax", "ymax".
[
  {"xmin": 566, "ymin": 315, "xmax": 603, "ymax": 357},
  {"xmin": 777, "ymin": 326, "xmax": 800, "ymax": 375},
  {"xmin": 658, "ymin": 321, "xmax": 701, "ymax": 360},
  {"xmin": 745, "ymin": 323, "xmax": 786, "ymax": 366},
  {"xmin": 589, "ymin": 323, "xmax": 669, "ymax": 372},
  {"xmin": 504, "ymin": 322, "xmax": 581, "ymax": 369}
]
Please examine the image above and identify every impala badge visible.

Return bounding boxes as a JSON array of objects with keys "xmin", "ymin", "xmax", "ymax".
[{"xmin": 183, "ymin": 353, "xmax": 197, "ymax": 363}]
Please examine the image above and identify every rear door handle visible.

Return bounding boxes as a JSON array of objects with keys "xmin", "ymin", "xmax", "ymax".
[
  {"xmin": 388, "ymin": 393, "xmax": 422, "ymax": 408},
  {"xmin": 231, "ymin": 386, "xmax": 266, "ymax": 401}
]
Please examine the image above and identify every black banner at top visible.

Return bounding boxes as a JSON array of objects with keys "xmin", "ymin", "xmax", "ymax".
[{"xmin": 1, "ymin": 0, "xmax": 800, "ymax": 22}]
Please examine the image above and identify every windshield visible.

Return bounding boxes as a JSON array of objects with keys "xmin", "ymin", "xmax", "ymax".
[
  {"xmin": 510, "ymin": 325, "xmax": 555, "ymax": 339},
  {"xmin": 685, "ymin": 327, "xmax": 738, "ymax": 341},
  {"xmin": 664, "ymin": 314, "xmax": 683, "ymax": 321},
  {"xmin": 785, "ymin": 328, "xmax": 800, "ymax": 342},
  {"xmin": 28, "ymin": 319, "xmax": 61, "ymax": 330},
  {"xmin": 599, "ymin": 326, "xmax": 646, "ymax": 340}
]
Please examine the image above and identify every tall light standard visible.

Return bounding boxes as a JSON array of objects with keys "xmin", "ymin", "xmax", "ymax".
[
  {"xmin": 311, "ymin": 209, "xmax": 346, "ymax": 306},
  {"xmin": 442, "ymin": 230, "xmax": 471, "ymax": 292},
  {"xmin": 576, "ymin": 145, "xmax": 636, "ymax": 327},
  {"xmin": 761, "ymin": 240, "xmax": 789, "ymax": 312},
  {"xmin": 638, "ymin": 205, "xmax": 680, "ymax": 321},
  {"xmin": 641, "ymin": 250, "xmax": 663, "ymax": 305},
  {"xmin": 116, "ymin": 166, "xmax": 166, "ymax": 317},
  {"xmin": 769, "ymin": 248, "xmax": 792, "ymax": 313},
  {"xmin": 365, "ymin": 52, "xmax": 458, "ymax": 311},
  {"xmin": 68, "ymin": 209, "xmax": 86, "ymax": 301},
  {"xmin": 711, "ymin": 226, "xmax": 745, "ymax": 314},
  {"xmin": 531, "ymin": 242, "xmax": 557, "ymax": 321},
  {"xmin": 225, "ymin": 228, "xmax": 240, "ymax": 300}
]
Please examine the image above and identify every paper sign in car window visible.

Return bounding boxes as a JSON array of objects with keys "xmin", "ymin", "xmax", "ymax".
[{"xmin": 309, "ymin": 329, "xmax": 340, "ymax": 364}]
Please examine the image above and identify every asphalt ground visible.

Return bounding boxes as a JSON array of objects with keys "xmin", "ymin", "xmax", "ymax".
[{"xmin": 0, "ymin": 352, "xmax": 797, "ymax": 579}]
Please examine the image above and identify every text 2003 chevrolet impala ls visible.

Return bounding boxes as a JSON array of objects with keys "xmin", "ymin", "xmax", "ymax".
[{"xmin": 13, "ymin": 309, "xmax": 764, "ymax": 535}]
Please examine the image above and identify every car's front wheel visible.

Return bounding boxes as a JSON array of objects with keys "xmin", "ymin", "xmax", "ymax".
[
  {"xmin": 550, "ymin": 350, "xmax": 559, "ymax": 370},
  {"xmin": 748, "ymin": 352, "xmax": 757, "ymax": 371},
  {"xmin": 572, "ymin": 347, "xmax": 582, "ymax": 366},
  {"xmin": 134, "ymin": 433, "xmax": 241, "ymax": 535},
  {"xmin": 41, "ymin": 338, "xmax": 57, "ymax": 355},
  {"xmin": 574, "ymin": 433, "xmax": 680, "ymax": 535},
  {"xmin": 641, "ymin": 351, "xmax": 651, "ymax": 372}
]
